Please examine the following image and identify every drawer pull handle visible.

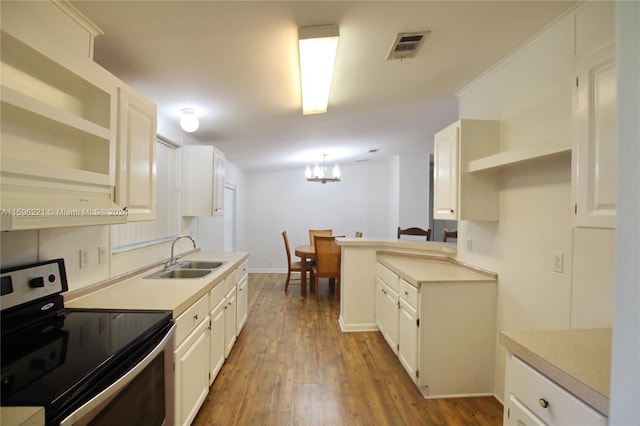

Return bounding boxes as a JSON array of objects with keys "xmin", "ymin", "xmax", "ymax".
[{"xmin": 539, "ymin": 398, "xmax": 549, "ymax": 409}]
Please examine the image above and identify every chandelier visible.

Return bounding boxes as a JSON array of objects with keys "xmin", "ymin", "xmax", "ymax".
[{"xmin": 304, "ymin": 154, "xmax": 341, "ymax": 183}]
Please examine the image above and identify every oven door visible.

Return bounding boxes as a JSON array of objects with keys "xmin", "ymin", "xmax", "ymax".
[{"xmin": 59, "ymin": 323, "xmax": 175, "ymax": 426}]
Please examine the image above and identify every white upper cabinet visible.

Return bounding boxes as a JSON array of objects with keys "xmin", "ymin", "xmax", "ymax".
[
  {"xmin": 0, "ymin": 1, "xmax": 158, "ymax": 230},
  {"xmin": 433, "ymin": 119, "xmax": 500, "ymax": 221},
  {"xmin": 433, "ymin": 122, "xmax": 459, "ymax": 220},
  {"xmin": 181, "ymin": 145, "xmax": 225, "ymax": 217},
  {"xmin": 116, "ymin": 86, "xmax": 157, "ymax": 221},
  {"xmin": 573, "ymin": 2, "xmax": 616, "ymax": 229}
]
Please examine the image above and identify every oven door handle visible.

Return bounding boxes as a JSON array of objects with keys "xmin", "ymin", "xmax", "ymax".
[{"xmin": 60, "ymin": 323, "xmax": 176, "ymax": 426}]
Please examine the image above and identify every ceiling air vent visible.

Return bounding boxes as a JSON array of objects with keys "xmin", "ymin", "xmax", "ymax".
[{"xmin": 386, "ymin": 31, "xmax": 430, "ymax": 60}]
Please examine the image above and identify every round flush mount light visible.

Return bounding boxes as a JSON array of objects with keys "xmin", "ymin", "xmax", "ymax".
[{"xmin": 179, "ymin": 108, "xmax": 199, "ymax": 132}]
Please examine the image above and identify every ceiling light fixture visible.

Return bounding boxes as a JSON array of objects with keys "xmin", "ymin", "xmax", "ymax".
[
  {"xmin": 179, "ymin": 108, "xmax": 199, "ymax": 132},
  {"xmin": 298, "ymin": 24, "xmax": 339, "ymax": 115},
  {"xmin": 305, "ymin": 154, "xmax": 341, "ymax": 183}
]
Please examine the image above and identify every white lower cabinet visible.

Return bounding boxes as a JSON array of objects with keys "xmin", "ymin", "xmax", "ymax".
[
  {"xmin": 398, "ymin": 297, "xmax": 418, "ymax": 380},
  {"xmin": 375, "ymin": 263, "xmax": 400, "ymax": 353},
  {"xmin": 236, "ymin": 272, "xmax": 248, "ymax": 334},
  {"xmin": 224, "ymin": 286, "xmax": 237, "ymax": 357},
  {"xmin": 209, "ymin": 282, "xmax": 227, "ymax": 386},
  {"xmin": 504, "ymin": 354, "xmax": 607, "ymax": 426},
  {"xmin": 173, "ymin": 295, "xmax": 210, "ymax": 426},
  {"xmin": 172, "ymin": 258, "xmax": 250, "ymax": 425},
  {"xmin": 375, "ymin": 260, "xmax": 497, "ymax": 397}
]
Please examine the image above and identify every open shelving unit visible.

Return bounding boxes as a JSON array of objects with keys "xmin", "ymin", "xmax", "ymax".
[
  {"xmin": 0, "ymin": 30, "xmax": 116, "ymax": 188},
  {"xmin": 467, "ymin": 140, "xmax": 571, "ymax": 173}
]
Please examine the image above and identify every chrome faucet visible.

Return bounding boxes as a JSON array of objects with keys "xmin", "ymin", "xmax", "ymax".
[{"xmin": 166, "ymin": 235, "xmax": 197, "ymax": 269}]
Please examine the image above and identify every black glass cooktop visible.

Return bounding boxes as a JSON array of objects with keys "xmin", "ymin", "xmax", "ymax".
[{"xmin": 1, "ymin": 309, "xmax": 171, "ymax": 414}]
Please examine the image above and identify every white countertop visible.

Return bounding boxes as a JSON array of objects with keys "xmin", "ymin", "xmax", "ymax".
[
  {"xmin": 500, "ymin": 328, "xmax": 611, "ymax": 416},
  {"xmin": 377, "ymin": 254, "xmax": 496, "ymax": 286},
  {"xmin": 65, "ymin": 251, "xmax": 249, "ymax": 317}
]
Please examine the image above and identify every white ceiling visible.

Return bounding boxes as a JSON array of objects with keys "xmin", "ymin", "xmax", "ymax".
[{"xmin": 71, "ymin": 1, "xmax": 577, "ymax": 174}]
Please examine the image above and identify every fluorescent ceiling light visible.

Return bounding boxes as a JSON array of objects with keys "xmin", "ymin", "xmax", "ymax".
[{"xmin": 298, "ymin": 25, "xmax": 339, "ymax": 115}]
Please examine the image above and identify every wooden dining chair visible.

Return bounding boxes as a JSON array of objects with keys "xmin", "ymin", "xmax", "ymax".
[
  {"xmin": 312, "ymin": 236, "xmax": 341, "ymax": 299},
  {"xmin": 442, "ymin": 229, "xmax": 458, "ymax": 242},
  {"xmin": 397, "ymin": 226, "xmax": 431, "ymax": 241},
  {"xmin": 309, "ymin": 229, "xmax": 332, "ymax": 248},
  {"xmin": 282, "ymin": 231, "xmax": 303, "ymax": 292}
]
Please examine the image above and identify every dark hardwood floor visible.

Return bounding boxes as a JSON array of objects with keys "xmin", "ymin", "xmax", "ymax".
[{"xmin": 192, "ymin": 273, "xmax": 503, "ymax": 426}]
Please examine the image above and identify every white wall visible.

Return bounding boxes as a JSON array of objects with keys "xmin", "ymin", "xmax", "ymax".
[
  {"xmin": 610, "ymin": 2, "xmax": 640, "ymax": 423},
  {"xmin": 398, "ymin": 153, "xmax": 430, "ymax": 230},
  {"xmin": 456, "ymin": 2, "xmax": 616, "ymax": 402}
]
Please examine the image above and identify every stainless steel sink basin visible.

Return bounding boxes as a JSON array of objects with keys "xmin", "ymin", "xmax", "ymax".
[
  {"xmin": 144, "ymin": 268, "xmax": 212, "ymax": 279},
  {"xmin": 177, "ymin": 261, "xmax": 225, "ymax": 269}
]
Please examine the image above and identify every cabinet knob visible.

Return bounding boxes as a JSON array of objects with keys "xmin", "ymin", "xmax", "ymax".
[
  {"xmin": 539, "ymin": 398, "xmax": 549, "ymax": 409},
  {"xmin": 404, "ymin": 291, "xmax": 409, "ymax": 296},
  {"xmin": 450, "ymin": 209, "xmax": 454, "ymax": 213},
  {"xmin": 194, "ymin": 314, "xmax": 199, "ymax": 321}
]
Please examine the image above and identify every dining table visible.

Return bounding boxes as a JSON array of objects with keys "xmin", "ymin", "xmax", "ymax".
[{"xmin": 294, "ymin": 244, "xmax": 315, "ymax": 297}]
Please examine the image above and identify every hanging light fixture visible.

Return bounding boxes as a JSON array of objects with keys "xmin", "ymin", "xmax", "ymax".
[
  {"xmin": 305, "ymin": 154, "xmax": 341, "ymax": 183},
  {"xmin": 179, "ymin": 108, "xmax": 199, "ymax": 132},
  {"xmin": 298, "ymin": 25, "xmax": 339, "ymax": 115}
]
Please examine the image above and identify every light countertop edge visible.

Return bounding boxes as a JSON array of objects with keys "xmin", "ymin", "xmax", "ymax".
[
  {"xmin": 337, "ymin": 237, "xmax": 457, "ymax": 254},
  {"xmin": 65, "ymin": 251, "xmax": 249, "ymax": 318},
  {"xmin": 500, "ymin": 329, "xmax": 611, "ymax": 416},
  {"xmin": 377, "ymin": 254, "xmax": 496, "ymax": 286}
]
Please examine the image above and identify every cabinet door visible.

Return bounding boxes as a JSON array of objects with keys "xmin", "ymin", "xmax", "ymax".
[
  {"xmin": 380, "ymin": 283, "xmax": 399, "ymax": 354},
  {"xmin": 174, "ymin": 319, "xmax": 210, "ymax": 426},
  {"xmin": 224, "ymin": 287, "xmax": 237, "ymax": 357},
  {"xmin": 209, "ymin": 300, "xmax": 226, "ymax": 386},
  {"xmin": 575, "ymin": 44, "xmax": 616, "ymax": 229},
  {"xmin": 212, "ymin": 150, "xmax": 225, "ymax": 216},
  {"xmin": 116, "ymin": 86, "xmax": 157, "ymax": 221},
  {"xmin": 181, "ymin": 145, "xmax": 214, "ymax": 216},
  {"xmin": 236, "ymin": 274, "xmax": 248, "ymax": 334},
  {"xmin": 375, "ymin": 278, "xmax": 385, "ymax": 331},
  {"xmin": 433, "ymin": 122, "xmax": 459, "ymax": 220},
  {"xmin": 398, "ymin": 298, "xmax": 419, "ymax": 382}
]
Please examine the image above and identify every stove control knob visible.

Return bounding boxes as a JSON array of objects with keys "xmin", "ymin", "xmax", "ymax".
[{"xmin": 30, "ymin": 276, "xmax": 45, "ymax": 288}]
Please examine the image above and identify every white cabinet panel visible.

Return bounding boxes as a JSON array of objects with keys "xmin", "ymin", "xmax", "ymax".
[
  {"xmin": 174, "ymin": 319, "xmax": 209, "ymax": 426},
  {"xmin": 575, "ymin": 44, "xmax": 616, "ymax": 229},
  {"xmin": 181, "ymin": 145, "xmax": 225, "ymax": 217},
  {"xmin": 433, "ymin": 122, "xmax": 459, "ymax": 220},
  {"xmin": 116, "ymin": 86, "xmax": 157, "ymax": 221}
]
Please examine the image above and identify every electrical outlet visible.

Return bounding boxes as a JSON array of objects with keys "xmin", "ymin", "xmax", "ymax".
[
  {"xmin": 80, "ymin": 248, "xmax": 89, "ymax": 269},
  {"xmin": 552, "ymin": 251, "xmax": 564, "ymax": 273},
  {"xmin": 466, "ymin": 238, "xmax": 473, "ymax": 251},
  {"xmin": 98, "ymin": 246, "xmax": 107, "ymax": 264}
]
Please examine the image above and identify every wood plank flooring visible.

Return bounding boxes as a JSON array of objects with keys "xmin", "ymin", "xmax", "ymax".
[{"xmin": 193, "ymin": 273, "xmax": 503, "ymax": 426}]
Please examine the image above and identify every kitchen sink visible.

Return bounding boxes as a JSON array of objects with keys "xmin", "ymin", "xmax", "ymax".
[
  {"xmin": 144, "ymin": 260, "xmax": 226, "ymax": 279},
  {"xmin": 144, "ymin": 268, "xmax": 212, "ymax": 279},
  {"xmin": 177, "ymin": 261, "xmax": 226, "ymax": 269}
]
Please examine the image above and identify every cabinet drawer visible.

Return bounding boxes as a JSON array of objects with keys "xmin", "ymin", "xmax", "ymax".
[
  {"xmin": 376, "ymin": 262, "xmax": 399, "ymax": 293},
  {"xmin": 510, "ymin": 356, "xmax": 607, "ymax": 426},
  {"xmin": 237, "ymin": 259, "xmax": 248, "ymax": 281},
  {"xmin": 174, "ymin": 295, "xmax": 209, "ymax": 346},
  {"xmin": 209, "ymin": 281, "xmax": 226, "ymax": 310},
  {"xmin": 399, "ymin": 279, "xmax": 418, "ymax": 309}
]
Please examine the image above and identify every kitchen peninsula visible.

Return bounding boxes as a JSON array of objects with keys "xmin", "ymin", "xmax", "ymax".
[{"xmin": 337, "ymin": 238, "xmax": 497, "ymax": 397}]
